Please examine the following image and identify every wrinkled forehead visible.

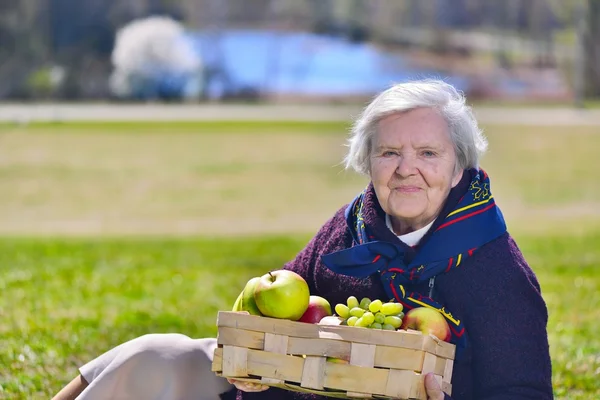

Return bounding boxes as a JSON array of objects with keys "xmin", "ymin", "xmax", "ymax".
[{"xmin": 372, "ymin": 109, "xmax": 452, "ymax": 148}]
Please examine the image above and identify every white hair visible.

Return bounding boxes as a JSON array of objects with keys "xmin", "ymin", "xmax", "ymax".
[{"xmin": 344, "ymin": 79, "xmax": 488, "ymax": 175}]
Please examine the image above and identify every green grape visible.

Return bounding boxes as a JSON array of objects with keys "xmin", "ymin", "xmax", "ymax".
[
  {"xmin": 359, "ymin": 297, "xmax": 372, "ymax": 310},
  {"xmin": 354, "ymin": 316, "xmax": 370, "ymax": 328},
  {"xmin": 368, "ymin": 299, "xmax": 383, "ymax": 313},
  {"xmin": 381, "ymin": 302, "xmax": 403, "ymax": 315},
  {"xmin": 384, "ymin": 316, "xmax": 403, "ymax": 329},
  {"xmin": 347, "ymin": 296, "xmax": 359, "ymax": 309},
  {"xmin": 346, "ymin": 316, "xmax": 358, "ymax": 326},
  {"xmin": 335, "ymin": 304, "xmax": 350, "ymax": 319},
  {"xmin": 374, "ymin": 312, "xmax": 386, "ymax": 324},
  {"xmin": 370, "ymin": 322, "xmax": 383, "ymax": 329},
  {"xmin": 397, "ymin": 312, "xmax": 405, "ymax": 320},
  {"xmin": 361, "ymin": 312, "xmax": 375, "ymax": 326},
  {"xmin": 349, "ymin": 307, "xmax": 365, "ymax": 318},
  {"xmin": 382, "ymin": 323, "xmax": 396, "ymax": 331}
]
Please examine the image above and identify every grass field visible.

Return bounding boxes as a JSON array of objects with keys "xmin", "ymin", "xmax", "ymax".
[{"xmin": 0, "ymin": 121, "xmax": 599, "ymax": 399}]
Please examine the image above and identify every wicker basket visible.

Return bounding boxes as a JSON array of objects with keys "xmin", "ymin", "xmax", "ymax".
[{"xmin": 212, "ymin": 311, "xmax": 455, "ymax": 399}]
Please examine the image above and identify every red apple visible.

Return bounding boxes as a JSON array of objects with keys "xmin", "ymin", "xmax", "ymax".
[
  {"xmin": 401, "ymin": 307, "xmax": 451, "ymax": 342},
  {"xmin": 298, "ymin": 295, "xmax": 333, "ymax": 324},
  {"xmin": 254, "ymin": 270, "xmax": 310, "ymax": 320}
]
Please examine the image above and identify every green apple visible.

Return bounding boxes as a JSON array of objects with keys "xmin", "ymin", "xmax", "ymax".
[
  {"xmin": 326, "ymin": 357, "xmax": 349, "ymax": 364},
  {"xmin": 253, "ymin": 270, "xmax": 310, "ymax": 320},
  {"xmin": 239, "ymin": 277, "xmax": 263, "ymax": 316},
  {"xmin": 232, "ymin": 291, "xmax": 243, "ymax": 311}
]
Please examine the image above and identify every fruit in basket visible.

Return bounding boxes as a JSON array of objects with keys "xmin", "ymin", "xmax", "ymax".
[
  {"xmin": 401, "ymin": 307, "xmax": 451, "ymax": 342},
  {"xmin": 354, "ymin": 316, "xmax": 369, "ymax": 328},
  {"xmin": 254, "ymin": 270, "xmax": 310, "ymax": 320},
  {"xmin": 326, "ymin": 357, "xmax": 349, "ymax": 364},
  {"xmin": 359, "ymin": 297, "xmax": 372, "ymax": 310},
  {"xmin": 232, "ymin": 292, "xmax": 243, "ymax": 311},
  {"xmin": 334, "ymin": 303, "xmax": 349, "ymax": 319},
  {"xmin": 299, "ymin": 295, "xmax": 332, "ymax": 323},
  {"xmin": 334, "ymin": 297, "xmax": 404, "ymax": 330},
  {"xmin": 361, "ymin": 312, "xmax": 375, "ymax": 326},
  {"xmin": 384, "ymin": 315, "xmax": 403, "ymax": 329},
  {"xmin": 346, "ymin": 296, "xmax": 359, "ymax": 310},
  {"xmin": 232, "ymin": 277, "xmax": 263, "ymax": 315},
  {"xmin": 381, "ymin": 302, "xmax": 403, "ymax": 316},
  {"xmin": 318, "ymin": 316, "xmax": 345, "ymax": 326},
  {"xmin": 349, "ymin": 307, "xmax": 365, "ymax": 318},
  {"xmin": 368, "ymin": 299, "xmax": 383, "ymax": 313}
]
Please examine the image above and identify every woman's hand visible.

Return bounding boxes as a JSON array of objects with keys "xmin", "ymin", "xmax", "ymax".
[
  {"xmin": 424, "ymin": 373, "xmax": 445, "ymax": 400},
  {"xmin": 227, "ymin": 378, "xmax": 270, "ymax": 392}
]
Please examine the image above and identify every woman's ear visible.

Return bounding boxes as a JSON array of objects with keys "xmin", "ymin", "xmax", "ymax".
[{"xmin": 451, "ymin": 168, "xmax": 464, "ymax": 188}]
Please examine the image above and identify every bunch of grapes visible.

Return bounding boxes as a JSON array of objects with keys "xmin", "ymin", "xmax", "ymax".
[{"xmin": 334, "ymin": 296, "xmax": 404, "ymax": 330}]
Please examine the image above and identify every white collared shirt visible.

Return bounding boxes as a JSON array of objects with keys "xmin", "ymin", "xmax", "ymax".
[{"xmin": 385, "ymin": 215, "xmax": 435, "ymax": 247}]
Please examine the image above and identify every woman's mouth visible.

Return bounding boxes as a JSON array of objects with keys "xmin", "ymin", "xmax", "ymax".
[{"xmin": 395, "ymin": 185, "xmax": 422, "ymax": 193}]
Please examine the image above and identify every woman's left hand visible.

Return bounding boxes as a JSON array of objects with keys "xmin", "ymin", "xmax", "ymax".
[{"xmin": 424, "ymin": 373, "xmax": 445, "ymax": 400}]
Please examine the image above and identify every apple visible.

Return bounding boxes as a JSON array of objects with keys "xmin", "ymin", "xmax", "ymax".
[
  {"xmin": 401, "ymin": 307, "xmax": 451, "ymax": 342},
  {"xmin": 326, "ymin": 357, "xmax": 349, "ymax": 364},
  {"xmin": 232, "ymin": 277, "xmax": 263, "ymax": 316},
  {"xmin": 254, "ymin": 270, "xmax": 310, "ymax": 320},
  {"xmin": 298, "ymin": 295, "xmax": 333, "ymax": 324},
  {"xmin": 231, "ymin": 291, "xmax": 243, "ymax": 311}
]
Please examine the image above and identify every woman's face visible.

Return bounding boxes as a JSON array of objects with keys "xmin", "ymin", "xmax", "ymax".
[{"xmin": 369, "ymin": 108, "xmax": 463, "ymax": 234}]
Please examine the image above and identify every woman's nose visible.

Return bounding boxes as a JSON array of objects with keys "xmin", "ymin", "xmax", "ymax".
[{"xmin": 395, "ymin": 155, "xmax": 417, "ymax": 177}]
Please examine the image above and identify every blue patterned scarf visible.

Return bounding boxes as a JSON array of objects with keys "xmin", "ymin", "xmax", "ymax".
[{"xmin": 321, "ymin": 169, "xmax": 506, "ymax": 350}]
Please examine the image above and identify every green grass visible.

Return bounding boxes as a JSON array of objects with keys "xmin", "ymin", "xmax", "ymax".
[
  {"xmin": 0, "ymin": 120, "xmax": 599, "ymax": 398},
  {"xmin": 520, "ymin": 231, "xmax": 600, "ymax": 399},
  {"xmin": 0, "ymin": 122, "xmax": 599, "ymax": 236},
  {"xmin": 0, "ymin": 236, "xmax": 308, "ymax": 398},
  {"xmin": 0, "ymin": 233, "xmax": 599, "ymax": 399}
]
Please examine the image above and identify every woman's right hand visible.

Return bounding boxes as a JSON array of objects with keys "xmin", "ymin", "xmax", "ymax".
[{"xmin": 227, "ymin": 378, "xmax": 270, "ymax": 392}]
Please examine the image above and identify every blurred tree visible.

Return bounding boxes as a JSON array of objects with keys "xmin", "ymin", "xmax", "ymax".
[
  {"xmin": 0, "ymin": 0, "xmax": 582, "ymax": 100},
  {"xmin": 586, "ymin": 0, "xmax": 600, "ymax": 97},
  {"xmin": 0, "ymin": 0, "xmax": 54, "ymax": 98},
  {"xmin": 47, "ymin": 0, "xmax": 185, "ymax": 99}
]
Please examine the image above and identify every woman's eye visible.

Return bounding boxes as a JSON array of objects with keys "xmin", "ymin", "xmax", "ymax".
[
  {"xmin": 383, "ymin": 151, "xmax": 397, "ymax": 157},
  {"xmin": 422, "ymin": 150, "xmax": 436, "ymax": 157}
]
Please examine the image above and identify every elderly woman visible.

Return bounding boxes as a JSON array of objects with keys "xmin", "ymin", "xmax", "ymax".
[{"xmin": 53, "ymin": 80, "xmax": 552, "ymax": 400}]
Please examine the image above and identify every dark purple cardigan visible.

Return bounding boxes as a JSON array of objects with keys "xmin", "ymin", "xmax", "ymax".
[{"xmin": 228, "ymin": 173, "xmax": 553, "ymax": 400}]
